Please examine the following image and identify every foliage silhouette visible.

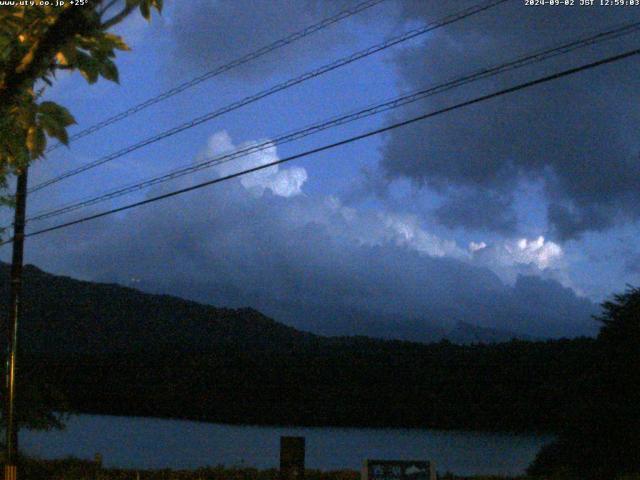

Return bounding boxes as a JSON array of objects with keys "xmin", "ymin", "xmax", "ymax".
[{"xmin": 528, "ymin": 287, "xmax": 640, "ymax": 479}]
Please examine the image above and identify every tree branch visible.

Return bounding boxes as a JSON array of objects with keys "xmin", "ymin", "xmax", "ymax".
[{"xmin": 0, "ymin": 7, "xmax": 95, "ymax": 110}]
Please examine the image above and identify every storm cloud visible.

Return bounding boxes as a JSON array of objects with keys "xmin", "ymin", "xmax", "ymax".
[
  {"xmin": 21, "ymin": 132, "xmax": 597, "ymax": 341},
  {"xmin": 168, "ymin": 0, "xmax": 391, "ymax": 82},
  {"xmin": 380, "ymin": 1, "xmax": 640, "ymax": 240}
]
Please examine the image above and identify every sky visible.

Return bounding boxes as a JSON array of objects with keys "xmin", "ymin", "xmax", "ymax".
[{"xmin": 3, "ymin": 0, "xmax": 640, "ymax": 341}]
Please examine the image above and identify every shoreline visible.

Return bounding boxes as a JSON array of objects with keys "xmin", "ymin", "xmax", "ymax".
[{"xmin": 21, "ymin": 458, "xmax": 529, "ymax": 480}]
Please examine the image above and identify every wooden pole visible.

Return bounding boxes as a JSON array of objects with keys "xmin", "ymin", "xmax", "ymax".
[{"xmin": 4, "ymin": 167, "xmax": 28, "ymax": 480}]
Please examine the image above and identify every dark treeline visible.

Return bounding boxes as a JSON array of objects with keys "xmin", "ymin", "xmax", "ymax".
[
  {"xmin": 22, "ymin": 336, "xmax": 598, "ymax": 433},
  {"xmin": 1, "ymin": 262, "xmax": 601, "ymax": 433},
  {"xmin": 5, "ymin": 263, "xmax": 640, "ymax": 477},
  {"xmin": 527, "ymin": 287, "xmax": 640, "ymax": 479}
]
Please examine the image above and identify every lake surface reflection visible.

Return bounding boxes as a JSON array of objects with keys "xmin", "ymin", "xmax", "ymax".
[{"xmin": 21, "ymin": 414, "xmax": 553, "ymax": 476}]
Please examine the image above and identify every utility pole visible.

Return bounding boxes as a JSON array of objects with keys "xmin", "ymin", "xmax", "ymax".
[{"xmin": 4, "ymin": 167, "xmax": 28, "ymax": 480}]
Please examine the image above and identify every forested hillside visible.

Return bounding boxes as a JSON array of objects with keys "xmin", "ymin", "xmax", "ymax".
[{"xmin": 1, "ymin": 262, "xmax": 598, "ymax": 433}]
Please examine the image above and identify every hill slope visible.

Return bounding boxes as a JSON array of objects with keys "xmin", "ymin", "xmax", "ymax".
[
  {"xmin": 0, "ymin": 262, "xmax": 315, "ymax": 355},
  {"xmin": 0, "ymin": 262, "xmax": 536, "ymax": 353},
  {"xmin": 0, "ymin": 262, "xmax": 598, "ymax": 432}
]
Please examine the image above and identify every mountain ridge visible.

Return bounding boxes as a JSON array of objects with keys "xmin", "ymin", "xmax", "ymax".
[
  {"xmin": 0, "ymin": 261, "xmax": 542, "ymax": 354},
  {"xmin": 0, "ymin": 262, "xmax": 598, "ymax": 432}
]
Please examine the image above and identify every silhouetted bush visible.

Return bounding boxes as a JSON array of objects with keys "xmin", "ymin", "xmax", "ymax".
[{"xmin": 528, "ymin": 287, "xmax": 640, "ymax": 479}]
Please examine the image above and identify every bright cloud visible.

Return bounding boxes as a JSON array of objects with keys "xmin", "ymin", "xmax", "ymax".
[
  {"xmin": 380, "ymin": 213, "xmax": 463, "ymax": 258},
  {"xmin": 14, "ymin": 131, "xmax": 595, "ymax": 340},
  {"xmin": 203, "ymin": 132, "xmax": 565, "ymax": 277},
  {"xmin": 470, "ymin": 236, "xmax": 562, "ymax": 271},
  {"xmin": 206, "ymin": 130, "xmax": 307, "ymax": 198},
  {"xmin": 469, "ymin": 241, "xmax": 487, "ymax": 253},
  {"xmin": 508, "ymin": 236, "xmax": 563, "ymax": 269}
]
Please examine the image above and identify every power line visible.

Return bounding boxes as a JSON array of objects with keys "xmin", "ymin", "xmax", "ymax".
[
  {"xmin": 23, "ymin": 20, "xmax": 640, "ymax": 225},
  {"xmin": 29, "ymin": 0, "xmax": 508, "ymax": 193},
  {"xmin": 3, "ymin": 46, "xmax": 637, "ymax": 247},
  {"xmin": 43, "ymin": 0, "xmax": 390, "ymax": 154}
]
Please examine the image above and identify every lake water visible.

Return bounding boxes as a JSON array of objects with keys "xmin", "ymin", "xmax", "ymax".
[{"xmin": 21, "ymin": 414, "xmax": 553, "ymax": 477}]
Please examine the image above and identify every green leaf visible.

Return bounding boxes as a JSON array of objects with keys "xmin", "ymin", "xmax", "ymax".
[
  {"xmin": 55, "ymin": 45, "xmax": 77, "ymax": 66},
  {"xmin": 80, "ymin": 67, "xmax": 99, "ymax": 83},
  {"xmin": 100, "ymin": 59, "xmax": 119, "ymax": 83},
  {"xmin": 54, "ymin": 125, "xmax": 69, "ymax": 146},
  {"xmin": 140, "ymin": 1, "xmax": 151, "ymax": 20},
  {"xmin": 15, "ymin": 101, "xmax": 36, "ymax": 127},
  {"xmin": 37, "ymin": 101, "xmax": 74, "ymax": 146},
  {"xmin": 75, "ymin": 51, "xmax": 100, "ymax": 84},
  {"xmin": 103, "ymin": 33, "xmax": 130, "ymax": 52},
  {"xmin": 38, "ymin": 102, "xmax": 75, "ymax": 127},
  {"xmin": 39, "ymin": 115, "xmax": 69, "ymax": 145}
]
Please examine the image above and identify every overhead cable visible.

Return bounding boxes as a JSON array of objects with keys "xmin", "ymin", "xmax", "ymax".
[
  {"xmin": 30, "ymin": 0, "xmax": 508, "ymax": 193},
  {"xmin": 43, "ymin": 0, "xmax": 391, "ymax": 153},
  {"xmin": 3, "ymin": 46, "xmax": 636, "ymax": 246},
  {"xmin": 24, "ymin": 20, "xmax": 640, "ymax": 225}
]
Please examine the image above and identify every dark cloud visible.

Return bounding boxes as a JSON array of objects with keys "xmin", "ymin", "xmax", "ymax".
[
  {"xmin": 381, "ymin": 1, "xmax": 640, "ymax": 240},
  {"xmin": 17, "ymin": 154, "xmax": 596, "ymax": 340},
  {"xmin": 434, "ymin": 188, "xmax": 517, "ymax": 233},
  {"xmin": 493, "ymin": 275, "xmax": 598, "ymax": 338},
  {"xmin": 547, "ymin": 202, "xmax": 620, "ymax": 241},
  {"xmin": 168, "ymin": 0, "xmax": 387, "ymax": 82}
]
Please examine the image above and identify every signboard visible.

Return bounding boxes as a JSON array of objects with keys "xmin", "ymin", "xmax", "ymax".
[
  {"xmin": 280, "ymin": 436, "xmax": 305, "ymax": 480},
  {"xmin": 363, "ymin": 460, "xmax": 435, "ymax": 480}
]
